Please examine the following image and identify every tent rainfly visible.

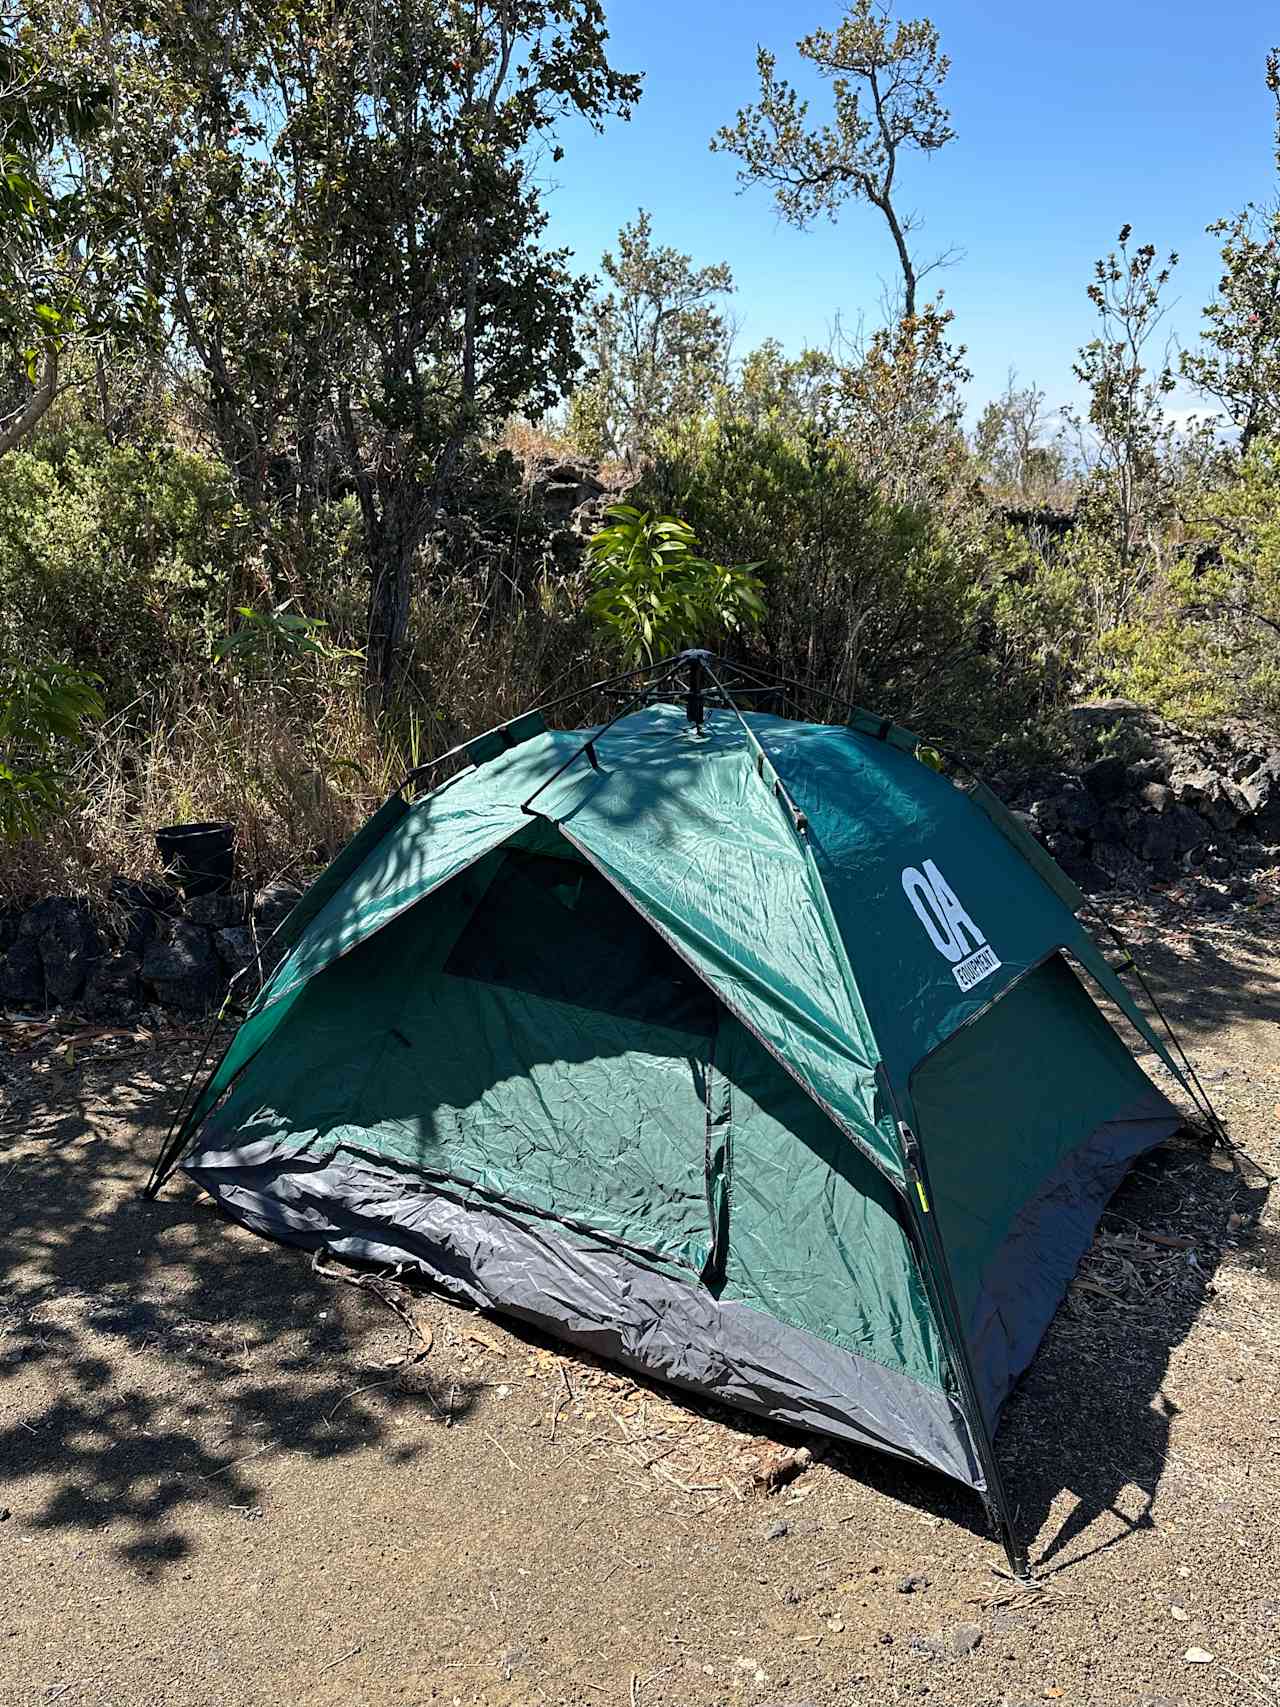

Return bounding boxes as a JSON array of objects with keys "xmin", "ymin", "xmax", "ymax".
[{"xmin": 148, "ymin": 652, "xmax": 1217, "ymax": 1579}]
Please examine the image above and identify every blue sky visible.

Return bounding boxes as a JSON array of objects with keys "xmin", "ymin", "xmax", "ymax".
[{"xmin": 541, "ymin": 0, "xmax": 1280, "ymax": 419}]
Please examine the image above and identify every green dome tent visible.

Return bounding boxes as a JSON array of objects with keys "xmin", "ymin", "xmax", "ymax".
[{"xmin": 149, "ymin": 652, "xmax": 1213, "ymax": 1578}]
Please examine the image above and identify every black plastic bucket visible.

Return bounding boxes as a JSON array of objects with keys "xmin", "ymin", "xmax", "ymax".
[{"xmin": 155, "ymin": 822, "xmax": 235, "ymax": 898}]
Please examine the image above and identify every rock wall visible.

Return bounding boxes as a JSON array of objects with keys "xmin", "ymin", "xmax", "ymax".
[
  {"xmin": 996, "ymin": 701, "xmax": 1280, "ymax": 904},
  {"xmin": 0, "ymin": 879, "xmax": 302, "ymax": 1021}
]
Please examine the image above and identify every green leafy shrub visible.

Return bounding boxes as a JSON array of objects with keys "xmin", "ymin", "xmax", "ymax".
[
  {"xmin": 643, "ymin": 417, "xmax": 1031, "ymax": 746},
  {"xmin": 0, "ymin": 657, "xmax": 103, "ymax": 840},
  {"xmin": 586, "ymin": 504, "xmax": 765, "ymax": 664},
  {"xmin": 0, "ymin": 425, "xmax": 244, "ymax": 705}
]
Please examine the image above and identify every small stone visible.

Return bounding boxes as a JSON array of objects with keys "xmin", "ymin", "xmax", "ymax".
[
  {"xmin": 908, "ymin": 1631, "xmax": 947, "ymax": 1661},
  {"xmin": 142, "ymin": 920, "xmax": 223, "ymax": 1015},
  {"xmin": 1184, "ymin": 1647, "xmax": 1215, "ymax": 1663},
  {"xmin": 186, "ymin": 890, "xmax": 247, "ymax": 929},
  {"xmin": 765, "ymin": 1520, "xmax": 789, "ymax": 1541},
  {"xmin": 1139, "ymin": 781, "xmax": 1175, "ymax": 813},
  {"xmin": 253, "ymin": 880, "xmax": 304, "ymax": 937},
  {"xmin": 1170, "ymin": 1605, "xmax": 1189, "ymax": 1621},
  {"xmin": 214, "ymin": 925, "xmax": 257, "ymax": 976},
  {"xmin": 1083, "ymin": 755, "xmax": 1130, "ymax": 801},
  {"xmin": 897, "ymin": 1572, "xmax": 929, "ymax": 1594},
  {"xmin": 825, "ymin": 1616, "xmax": 844, "ymax": 1633},
  {"xmin": 0, "ymin": 1507, "xmax": 10, "ymax": 1521},
  {"xmin": 950, "ymin": 1621, "xmax": 982, "ymax": 1656},
  {"xmin": 18, "ymin": 896, "xmax": 101, "ymax": 1002},
  {"xmin": 83, "ymin": 951, "xmax": 141, "ymax": 1020}
]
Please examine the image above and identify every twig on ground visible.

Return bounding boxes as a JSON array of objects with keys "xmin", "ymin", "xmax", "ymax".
[
  {"xmin": 486, "ymin": 1431, "xmax": 519, "ymax": 1473},
  {"xmin": 311, "ymin": 1247, "xmax": 432, "ymax": 1349},
  {"xmin": 317, "ymin": 1645, "xmax": 361, "ymax": 1675},
  {"xmin": 1216, "ymin": 1661, "xmax": 1279, "ymax": 1702},
  {"xmin": 194, "ymin": 1439, "xmax": 275, "ymax": 1480},
  {"xmin": 327, "ymin": 1378, "xmax": 396, "ymax": 1421}
]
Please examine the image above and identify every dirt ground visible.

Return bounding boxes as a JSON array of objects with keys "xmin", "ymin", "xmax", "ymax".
[{"xmin": 2, "ymin": 887, "xmax": 1278, "ymax": 1707}]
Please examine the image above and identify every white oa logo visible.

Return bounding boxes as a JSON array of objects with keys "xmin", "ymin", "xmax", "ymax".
[{"xmin": 901, "ymin": 859, "xmax": 1003, "ymax": 993}]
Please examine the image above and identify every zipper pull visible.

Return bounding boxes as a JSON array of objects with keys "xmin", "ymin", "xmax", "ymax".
[{"xmin": 899, "ymin": 1120, "xmax": 930, "ymax": 1214}]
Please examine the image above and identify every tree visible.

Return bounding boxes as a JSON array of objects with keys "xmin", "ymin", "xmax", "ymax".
[
  {"xmin": 711, "ymin": 0, "xmax": 955, "ymax": 319},
  {"xmin": 0, "ymin": 13, "xmax": 149, "ymax": 456},
  {"xmin": 572, "ymin": 211, "xmax": 734, "ymax": 461},
  {"xmin": 974, "ymin": 372, "xmax": 1068, "ymax": 501},
  {"xmin": 1182, "ymin": 50, "xmax": 1280, "ymax": 451},
  {"xmin": 37, "ymin": 0, "xmax": 639, "ymax": 700},
  {"xmin": 726, "ymin": 338, "xmax": 837, "ymax": 434},
  {"xmin": 1065, "ymin": 228, "xmax": 1181, "ymax": 620}
]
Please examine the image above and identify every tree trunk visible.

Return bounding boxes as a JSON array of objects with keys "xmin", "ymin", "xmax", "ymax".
[
  {"xmin": 879, "ymin": 198, "xmax": 917, "ymax": 321},
  {"xmin": 364, "ymin": 500, "xmax": 418, "ymax": 708},
  {"xmin": 0, "ymin": 342, "xmax": 58, "ymax": 459}
]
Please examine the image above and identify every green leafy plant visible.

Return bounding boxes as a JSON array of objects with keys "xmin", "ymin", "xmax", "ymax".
[
  {"xmin": 0, "ymin": 657, "xmax": 103, "ymax": 840},
  {"xmin": 213, "ymin": 603, "xmax": 362, "ymax": 675},
  {"xmin": 585, "ymin": 504, "xmax": 765, "ymax": 664}
]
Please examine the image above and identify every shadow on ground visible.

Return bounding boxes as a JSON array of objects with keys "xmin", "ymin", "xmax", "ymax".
[
  {"xmin": 0, "ymin": 1049, "xmax": 481, "ymax": 1573},
  {"xmin": 1086, "ymin": 889, "xmax": 1280, "ymax": 1045},
  {"xmin": 1000, "ymin": 1129, "xmax": 1270, "ymax": 1576}
]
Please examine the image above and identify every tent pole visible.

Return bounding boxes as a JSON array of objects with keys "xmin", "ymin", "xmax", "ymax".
[
  {"xmin": 893, "ymin": 1108, "xmax": 1031, "ymax": 1583},
  {"xmin": 519, "ymin": 659, "xmax": 685, "ymax": 817},
  {"xmin": 685, "ymin": 650, "xmax": 706, "ymax": 733},
  {"xmin": 396, "ymin": 654, "xmax": 691, "ymax": 797}
]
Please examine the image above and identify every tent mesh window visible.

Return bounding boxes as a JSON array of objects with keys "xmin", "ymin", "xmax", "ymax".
[{"xmin": 444, "ymin": 849, "xmax": 719, "ymax": 1037}]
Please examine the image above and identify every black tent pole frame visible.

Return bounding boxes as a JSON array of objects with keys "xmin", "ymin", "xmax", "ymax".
[
  {"xmin": 519, "ymin": 659, "xmax": 686, "ymax": 818},
  {"xmin": 1089, "ymin": 914, "xmax": 1272, "ymax": 1177},
  {"xmin": 396, "ymin": 653, "xmax": 692, "ymax": 797}
]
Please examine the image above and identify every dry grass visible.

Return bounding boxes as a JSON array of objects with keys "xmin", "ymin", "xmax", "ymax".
[
  {"xmin": 0, "ymin": 567, "xmax": 612, "ymax": 911},
  {"xmin": 0, "ymin": 669, "xmax": 389, "ymax": 910},
  {"xmin": 498, "ymin": 416, "xmax": 637, "ymax": 498},
  {"xmin": 500, "ymin": 416, "xmax": 579, "ymax": 471}
]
